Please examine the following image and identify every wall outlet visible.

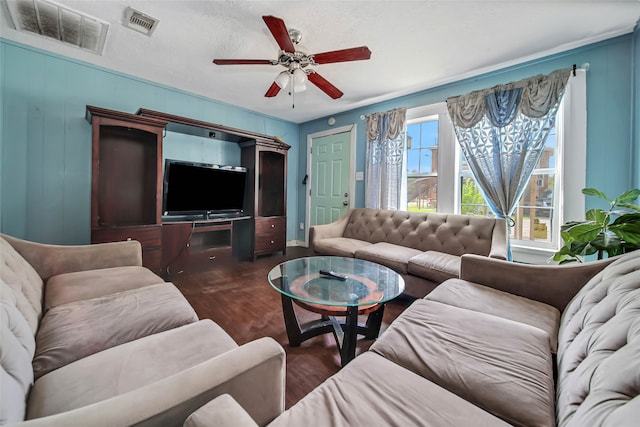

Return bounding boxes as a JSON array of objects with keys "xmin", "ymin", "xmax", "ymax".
[{"xmin": 299, "ymin": 222, "xmax": 304, "ymax": 230}]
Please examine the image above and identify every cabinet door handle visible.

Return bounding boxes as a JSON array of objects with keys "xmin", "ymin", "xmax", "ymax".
[
  {"xmin": 271, "ymin": 240, "xmax": 274, "ymax": 244},
  {"xmin": 271, "ymin": 224, "xmax": 275, "ymax": 228}
]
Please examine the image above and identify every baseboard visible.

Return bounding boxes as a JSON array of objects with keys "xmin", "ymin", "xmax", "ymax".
[{"xmin": 286, "ymin": 240, "xmax": 308, "ymax": 248}]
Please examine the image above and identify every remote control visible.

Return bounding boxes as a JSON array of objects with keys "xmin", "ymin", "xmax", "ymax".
[{"xmin": 319, "ymin": 269, "xmax": 347, "ymax": 281}]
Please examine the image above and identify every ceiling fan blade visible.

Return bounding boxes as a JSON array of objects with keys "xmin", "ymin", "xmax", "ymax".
[
  {"xmin": 213, "ymin": 59, "xmax": 273, "ymax": 65},
  {"xmin": 308, "ymin": 72, "xmax": 344, "ymax": 99},
  {"xmin": 312, "ymin": 46, "xmax": 372, "ymax": 64},
  {"xmin": 265, "ymin": 82, "xmax": 281, "ymax": 97},
  {"xmin": 262, "ymin": 15, "xmax": 295, "ymax": 53}
]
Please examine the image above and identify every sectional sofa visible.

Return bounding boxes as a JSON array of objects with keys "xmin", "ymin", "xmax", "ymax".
[
  {"xmin": 188, "ymin": 250, "xmax": 640, "ymax": 426},
  {"xmin": 0, "ymin": 233, "xmax": 285, "ymax": 426},
  {"xmin": 310, "ymin": 208, "xmax": 508, "ymax": 297}
]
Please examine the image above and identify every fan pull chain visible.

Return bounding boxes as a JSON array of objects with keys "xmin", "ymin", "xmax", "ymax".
[{"xmin": 290, "ymin": 72, "xmax": 295, "ymax": 109}]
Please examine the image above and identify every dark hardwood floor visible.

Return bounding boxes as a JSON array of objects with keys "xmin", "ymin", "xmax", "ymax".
[{"xmin": 169, "ymin": 246, "xmax": 414, "ymax": 409}]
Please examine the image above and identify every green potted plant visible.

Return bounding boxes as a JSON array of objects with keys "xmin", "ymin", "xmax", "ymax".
[{"xmin": 553, "ymin": 188, "xmax": 640, "ymax": 264}]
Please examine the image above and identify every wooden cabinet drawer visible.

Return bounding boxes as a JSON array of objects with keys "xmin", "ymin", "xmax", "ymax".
[
  {"xmin": 188, "ymin": 247, "xmax": 232, "ymax": 269},
  {"xmin": 255, "ymin": 217, "xmax": 286, "ymax": 234},
  {"xmin": 254, "ymin": 233, "xmax": 286, "ymax": 252},
  {"xmin": 92, "ymin": 226, "xmax": 162, "ymax": 247}
]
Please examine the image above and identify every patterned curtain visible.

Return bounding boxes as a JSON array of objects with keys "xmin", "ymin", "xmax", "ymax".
[
  {"xmin": 365, "ymin": 107, "xmax": 407, "ymax": 210},
  {"xmin": 446, "ymin": 69, "xmax": 571, "ymax": 258}
]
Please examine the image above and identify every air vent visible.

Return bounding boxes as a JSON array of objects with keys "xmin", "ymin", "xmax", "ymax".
[
  {"xmin": 3, "ymin": 0, "xmax": 109, "ymax": 55},
  {"xmin": 123, "ymin": 7, "xmax": 158, "ymax": 36}
]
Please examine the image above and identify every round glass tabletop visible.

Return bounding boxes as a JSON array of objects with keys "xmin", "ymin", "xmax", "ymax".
[{"xmin": 267, "ymin": 256, "xmax": 405, "ymax": 307}]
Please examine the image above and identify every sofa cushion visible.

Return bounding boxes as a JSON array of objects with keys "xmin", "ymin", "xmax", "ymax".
[
  {"xmin": 1, "ymin": 280, "xmax": 37, "ymax": 424},
  {"xmin": 354, "ymin": 242, "xmax": 422, "ymax": 274},
  {"xmin": 0, "ymin": 237, "xmax": 43, "ymax": 333},
  {"xmin": 27, "ymin": 320, "xmax": 237, "ymax": 419},
  {"xmin": 371, "ymin": 300, "xmax": 555, "ymax": 427},
  {"xmin": 426, "ymin": 278, "xmax": 561, "ymax": 353},
  {"xmin": 32, "ymin": 283, "xmax": 198, "ymax": 379},
  {"xmin": 556, "ymin": 252, "xmax": 640, "ymax": 427},
  {"xmin": 342, "ymin": 208, "xmax": 501, "ymax": 256},
  {"xmin": 269, "ymin": 352, "xmax": 510, "ymax": 427},
  {"xmin": 408, "ymin": 251, "xmax": 460, "ymax": 283},
  {"xmin": 44, "ymin": 266, "xmax": 165, "ymax": 312},
  {"xmin": 311, "ymin": 237, "xmax": 372, "ymax": 257},
  {"xmin": 184, "ymin": 394, "xmax": 259, "ymax": 427}
]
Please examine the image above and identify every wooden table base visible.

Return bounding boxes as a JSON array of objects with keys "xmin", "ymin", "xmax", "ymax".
[{"xmin": 281, "ymin": 293, "xmax": 385, "ymax": 367}]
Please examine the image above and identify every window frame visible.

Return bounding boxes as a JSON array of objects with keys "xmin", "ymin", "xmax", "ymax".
[
  {"xmin": 405, "ymin": 71, "xmax": 586, "ymax": 263},
  {"xmin": 406, "ymin": 103, "xmax": 458, "ymax": 213}
]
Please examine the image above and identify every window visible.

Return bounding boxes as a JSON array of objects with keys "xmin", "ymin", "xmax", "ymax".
[
  {"xmin": 459, "ymin": 126, "xmax": 560, "ymax": 249},
  {"xmin": 407, "ymin": 117, "xmax": 439, "ymax": 212},
  {"xmin": 405, "ymin": 70, "xmax": 585, "ymax": 262}
]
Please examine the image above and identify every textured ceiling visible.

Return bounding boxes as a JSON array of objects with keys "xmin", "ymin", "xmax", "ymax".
[{"xmin": 1, "ymin": 0, "xmax": 639, "ymax": 123}]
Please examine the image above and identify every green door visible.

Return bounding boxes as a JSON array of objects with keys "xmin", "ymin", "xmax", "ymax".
[{"xmin": 310, "ymin": 132, "xmax": 351, "ymax": 226}]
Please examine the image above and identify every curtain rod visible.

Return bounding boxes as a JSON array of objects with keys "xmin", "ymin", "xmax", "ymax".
[{"xmin": 572, "ymin": 63, "xmax": 590, "ymax": 76}]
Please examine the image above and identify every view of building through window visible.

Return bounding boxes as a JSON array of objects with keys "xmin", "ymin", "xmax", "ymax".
[
  {"xmin": 459, "ymin": 128, "xmax": 557, "ymax": 244},
  {"xmin": 407, "ymin": 117, "xmax": 558, "ymax": 245},
  {"xmin": 406, "ymin": 119, "xmax": 439, "ymax": 212}
]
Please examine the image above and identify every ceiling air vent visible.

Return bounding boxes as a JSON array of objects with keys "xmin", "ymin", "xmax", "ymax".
[
  {"xmin": 123, "ymin": 7, "xmax": 158, "ymax": 36},
  {"xmin": 3, "ymin": 0, "xmax": 109, "ymax": 55}
]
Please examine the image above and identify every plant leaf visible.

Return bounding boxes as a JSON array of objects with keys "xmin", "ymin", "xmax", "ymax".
[
  {"xmin": 582, "ymin": 188, "xmax": 609, "ymax": 201},
  {"xmin": 615, "ymin": 189, "xmax": 640, "ymax": 204},
  {"xmin": 561, "ymin": 221, "xmax": 585, "ymax": 233},
  {"xmin": 585, "ymin": 209, "xmax": 608, "ymax": 224},
  {"xmin": 552, "ymin": 252, "xmax": 567, "ymax": 262},
  {"xmin": 591, "ymin": 232, "xmax": 621, "ymax": 250},
  {"xmin": 569, "ymin": 240, "xmax": 598, "ymax": 256},
  {"xmin": 617, "ymin": 202, "xmax": 640, "ymax": 212},
  {"xmin": 560, "ymin": 230, "xmax": 576, "ymax": 243},
  {"xmin": 565, "ymin": 223, "xmax": 603, "ymax": 242},
  {"xmin": 608, "ymin": 246, "xmax": 625, "ymax": 257},
  {"xmin": 610, "ymin": 223, "xmax": 640, "ymax": 244},
  {"xmin": 612, "ymin": 213, "xmax": 640, "ymax": 225},
  {"xmin": 610, "ymin": 209, "xmax": 637, "ymax": 217}
]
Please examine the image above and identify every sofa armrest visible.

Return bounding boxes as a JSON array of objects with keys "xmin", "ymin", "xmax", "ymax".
[
  {"xmin": 16, "ymin": 337, "xmax": 285, "ymax": 427},
  {"xmin": 309, "ymin": 210, "xmax": 352, "ymax": 250},
  {"xmin": 488, "ymin": 218, "xmax": 508, "ymax": 260},
  {"xmin": 184, "ymin": 394, "xmax": 258, "ymax": 427},
  {"xmin": 459, "ymin": 254, "xmax": 618, "ymax": 311},
  {"xmin": 1, "ymin": 234, "xmax": 143, "ymax": 281}
]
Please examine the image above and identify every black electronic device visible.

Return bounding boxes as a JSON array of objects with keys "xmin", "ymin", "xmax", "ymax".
[
  {"xmin": 162, "ymin": 159, "xmax": 247, "ymax": 219},
  {"xmin": 319, "ymin": 269, "xmax": 347, "ymax": 281}
]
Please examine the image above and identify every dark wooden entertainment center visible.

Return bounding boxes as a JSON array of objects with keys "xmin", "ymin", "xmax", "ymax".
[{"xmin": 86, "ymin": 105, "xmax": 290, "ymax": 275}]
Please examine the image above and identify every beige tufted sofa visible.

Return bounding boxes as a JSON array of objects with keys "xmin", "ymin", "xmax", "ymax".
[
  {"xmin": 1, "ymin": 233, "xmax": 285, "ymax": 427},
  {"xmin": 187, "ymin": 250, "xmax": 640, "ymax": 427},
  {"xmin": 310, "ymin": 208, "xmax": 508, "ymax": 297}
]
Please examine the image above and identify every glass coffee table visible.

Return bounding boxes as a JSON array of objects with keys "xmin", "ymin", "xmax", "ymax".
[{"xmin": 267, "ymin": 256, "xmax": 404, "ymax": 366}]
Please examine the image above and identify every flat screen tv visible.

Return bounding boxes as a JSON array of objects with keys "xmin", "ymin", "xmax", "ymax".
[{"xmin": 163, "ymin": 159, "xmax": 247, "ymax": 219}]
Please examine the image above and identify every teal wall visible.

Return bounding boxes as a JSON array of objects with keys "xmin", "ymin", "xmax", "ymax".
[
  {"xmin": 2, "ymin": 30, "xmax": 638, "ymax": 247},
  {"xmin": 296, "ymin": 33, "xmax": 638, "ymax": 242},
  {"xmin": 0, "ymin": 39, "xmax": 299, "ymax": 245}
]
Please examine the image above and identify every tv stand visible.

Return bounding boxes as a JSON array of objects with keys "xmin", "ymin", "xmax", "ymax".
[
  {"xmin": 161, "ymin": 216, "xmax": 250, "ymax": 276},
  {"xmin": 86, "ymin": 105, "xmax": 289, "ymax": 273}
]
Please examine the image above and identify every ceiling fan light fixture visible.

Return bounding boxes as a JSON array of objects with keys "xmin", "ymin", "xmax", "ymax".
[
  {"xmin": 275, "ymin": 71, "xmax": 290, "ymax": 89},
  {"xmin": 294, "ymin": 80, "xmax": 307, "ymax": 92},
  {"xmin": 293, "ymin": 68, "xmax": 307, "ymax": 92},
  {"xmin": 213, "ymin": 15, "xmax": 371, "ymax": 100}
]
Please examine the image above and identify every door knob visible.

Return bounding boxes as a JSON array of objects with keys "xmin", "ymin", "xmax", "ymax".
[
  {"xmin": 343, "ymin": 201, "xmax": 348, "ymax": 206},
  {"xmin": 344, "ymin": 192, "xmax": 349, "ymax": 197}
]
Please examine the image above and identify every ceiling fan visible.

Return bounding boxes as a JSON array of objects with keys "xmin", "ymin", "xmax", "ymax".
[{"xmin": 213, "ymin": 15, "xmax": 372, "ymax": 100}]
